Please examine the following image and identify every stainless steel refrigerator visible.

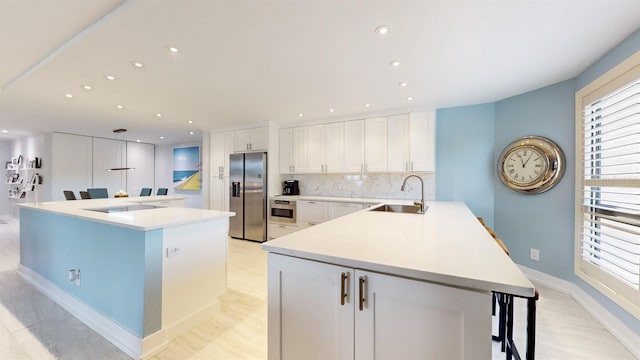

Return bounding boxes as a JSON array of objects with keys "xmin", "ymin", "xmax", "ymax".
[{"xmin": 229, "ymin": 152, "xmax": 267, "ymax": 242}]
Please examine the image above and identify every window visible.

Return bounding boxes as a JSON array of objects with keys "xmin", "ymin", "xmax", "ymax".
[{"xmin": 576, "ymin": 51, "xmax": 640, "ymax": 318}]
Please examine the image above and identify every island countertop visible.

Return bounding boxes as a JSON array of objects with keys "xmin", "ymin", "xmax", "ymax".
[
  {"xmin": 18, "ymin": 196, "xmax": 234, "ymax": 231},
  {"xmin": 262, "ymin": 201, "xmax": 534, "ymax": 297}
]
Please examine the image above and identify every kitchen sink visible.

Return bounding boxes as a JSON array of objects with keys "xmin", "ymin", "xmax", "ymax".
[{"xmin": 369, "ymin": 204, "xmax": 426, "ymax": 214}]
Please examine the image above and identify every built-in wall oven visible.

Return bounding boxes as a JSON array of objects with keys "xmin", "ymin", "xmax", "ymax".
[{"xmin": 269, "ymin": 199, "xmax": 296, "ymax": 224}]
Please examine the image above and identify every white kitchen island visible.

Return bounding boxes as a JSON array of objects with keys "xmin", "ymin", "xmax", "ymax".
[
  {"xmin": 262, "ymin": 201, "xmax": 534, "ymax": 359},
  {"xmin": 18, "ymin": 197, "xmax": 234, "ymax": 359}
]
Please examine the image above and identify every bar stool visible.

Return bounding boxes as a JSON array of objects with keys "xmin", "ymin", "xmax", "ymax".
[{"xmin": 477, "ymin": 217, "xmax": 538, "ymax": 360}]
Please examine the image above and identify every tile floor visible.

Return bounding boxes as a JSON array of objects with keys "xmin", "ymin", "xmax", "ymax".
[{"xmin": 0, "ymin": 216, "xmax": 636, "ymax": 359}]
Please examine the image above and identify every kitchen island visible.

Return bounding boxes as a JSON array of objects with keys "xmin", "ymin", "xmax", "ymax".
[
  {"xmin": 18, "ymin": 197, "xmax": 234, "ymax": 359},
  {"xmin": 262, "ymin": 201, "xmax": 534, "ymax": 359}
]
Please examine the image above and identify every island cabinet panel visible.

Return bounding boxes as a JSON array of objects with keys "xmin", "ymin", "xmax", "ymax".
[
  {"xmin": 268, "ymin": 253, "xmax": 491, "ymax": 360},
  {"xmin": 268, "ymin": 253, "xmax": 354, "ymax": 360}
]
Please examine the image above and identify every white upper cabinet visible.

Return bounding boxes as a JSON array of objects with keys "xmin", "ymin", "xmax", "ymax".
[
  {"xmin": 235, "ymin": 127, "xmax": 268, "ymax": 152},
  {"xmin": 211, "ymin": 131, "xmax": 234, "ymax": 177},
  {"xmin": 343, "ymin": 120, "xmax": 365, "ymax": 173},
  {"xmin": 409, "ymin": 111, "xmax": 435, "ymax": 172},
  {"xmin": 323, "ymin": 122, "xmax": 344, "ymax": 173},
  {"xmin": 306, "ymin": 125, "xmax": 324, "ymax": 173},
  {"xmin": 364, "ymin": 117, "xmax": 387, "ymax": 172},
  {"xmin": 292, "ymin": 127, "xmax": 309, "ymax": 173},
  {"xmin": 279, "ymin": 128, "xmax": 294, "ymax": 174},
  {"xmin": 386, "ymin": 114, "xmax": 411, "ymax": 172}
]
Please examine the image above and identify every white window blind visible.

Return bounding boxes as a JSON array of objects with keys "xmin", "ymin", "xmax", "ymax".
[{"xmin": 579, "ymin": 76, "xmax": 640, "ymax": 313}]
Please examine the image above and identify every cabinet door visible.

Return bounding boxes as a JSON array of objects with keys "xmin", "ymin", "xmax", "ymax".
[
  {"xmin": 409, "ymin": 112, "xmax": 435, "ymax": 172},
  {"xmin": 292, "ymin": 127, "xmax": 308, "ymax": 173},
  {"xmin": 125, "ymin": 141, "xmax": 155, "ymax": 196},
  {"xmin": 386, "ymin": 114, "xmax": 410, "ymax": 172},
  {"xmin": 210, "ymin": 177, "xmax": 228, "ymax": 211},
  {"xmin": 328, "ymin": 202, "xmax": 364, "ymax": 220},
  {"xmin": 297, "ymin": 200, "xmax": 328, "ymax": 224},
  {"xmin": 364, "ymin": 117, "xmax": 387, "ymax": 172},
  {"xmin": 354, "ymin": 270, "xmax": 491, "ymax": 360},
  {"xmin": 279, "ymin": 128, "xmax": 294, "ymax": 174},
  {"xmin": 344, "ymin": 120, "xmax": 365, "ymax": 173},
  {"xmin": 306, "ymin": 125, "xmax": 324, "ymax": 173},
  {"xmin": 212, "ymin": 132, "xmax": 234, "ymax": 176},
  {"xmin": 268, "ymin": 223, "xmax": 299, "ymax": 240},
  {"xmin": 92, "ymin": 138, "xmax": 126, "ymax": 196},
  {"xmin": 268, "ymin": 254, "xmax": 354, "ymax": 360},
  {"xmin": 323, "ymin": 122, "xmax": 344, "ymax": 173},
  {"xmin": 234, "ymin": 129, "xmax": 251, "ymax": 151},
  {"xmin": 52, "ymin": 133, "xmax": 93, "ymax": 201},
  {"xmin": 249, "ymin": 127, "xmax": 269, "ymax": 150}
]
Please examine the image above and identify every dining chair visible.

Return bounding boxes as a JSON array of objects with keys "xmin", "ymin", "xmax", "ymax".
[
  {"xmin": 157, "ymin": 188, "xmax": 168, "ymax": 195},
  {"xmin": 87, "ymin": 188, "xmax": 109, "ymax": 199},
  {"xmin": 63, "ymin": 190, "xmax": 76, "ymax": 200},
  {"xmin": 79, "ymin": 191, "xmax": 91, "ymax": 199},
  {"xmin": 140, "ymin": 188, "xmax": 152, "ymax": 196}
]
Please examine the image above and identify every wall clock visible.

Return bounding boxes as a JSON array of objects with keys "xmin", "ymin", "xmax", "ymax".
[{"xmin": 497, "ymin": 135, "xmax": 565, "ymax": 194}]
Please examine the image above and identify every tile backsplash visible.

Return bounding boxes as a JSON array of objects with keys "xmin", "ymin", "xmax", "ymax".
[{"xmin": 279, "ymin": 173, "xmax": 435, "ymax": 200}]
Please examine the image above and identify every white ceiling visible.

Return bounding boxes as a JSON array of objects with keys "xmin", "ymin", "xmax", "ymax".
[{"xmin": 1, "ymin": 0, "xmax": 639, "ymax": 144}]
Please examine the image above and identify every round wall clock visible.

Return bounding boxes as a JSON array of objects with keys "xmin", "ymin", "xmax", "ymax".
[{"xmin": 498, "ymin": 135, "xmax": 565, "ymax": 194}]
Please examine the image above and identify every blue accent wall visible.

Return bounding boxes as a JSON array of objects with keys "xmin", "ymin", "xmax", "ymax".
[
  {"xmin": 19, "ymin": 208, "xmax": 163, "ymax": 337},
  {"xmin": 435, "ymin": 103, "xmax": 495, "ymax": 227}
]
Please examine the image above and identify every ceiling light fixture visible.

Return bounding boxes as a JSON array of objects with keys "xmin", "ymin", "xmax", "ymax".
[
  {"xmin": 399, "ymin": 82, "xmax": 408, "ymax": 87},
  {"xmin": 132, "ymin": 61, "xmax": 144, "ymax": 68},
  {"xmin": 189, "ymin": 131, "xmax": 195, "ymax": 135},
  {"xmin": 167, "ymin": 46, "xmax": 179, "ymax": 53},
  {"xmin": 407, "ymin": 97, "xmax": 414, "ymax": 101},
  {"xmin": 136, "ymin": 139, "xmax": 141, "ymax": 142},
  {"xmin": 107, "ymin": 129, "xmax": 134, "ymax": 171},
  {"xmin": 188, "ymin": 120, "xmax": 193, "ymax": 124},
  {"xmin": 329, "ymin": 108, "xmax": 335, "ymax": 113},
  {"xmin": 156, "ymin": 113, "xmax": 162, "ymax": 118},
  {"xmin": 1, "ymin": 130, "xmax": 8, "ymax": 133},
  {"xmin": 375, "ymin": 25, "xmax": 389, "ymax": 35},
  {"xmin": 389, "ymin": 60, "xmax": 400, "ymax": 67},
  {"xmin": 298, "ymin": 113, "xmax": 303, "ymax": 117},
  {"xmin": 83, "ymin": 85, "xmax": 93, "ymax": 90},
  {"xmin": 160, "ymin": 136, "xmax": 165, "ymax": 140},
  {"xmin": 116, "ymin": 105, "xmax": 124, "ymax": 109},
  {"xmin": 65, "ymin": 93, "xmax": 73, "ymax": 98},
  {"xmin": 364, "ymin": 103, "xmax": 370, "ymax": 108},
  {"xmin": 106, "ymin": 75, "xmax": 115, "ymax": 80}
]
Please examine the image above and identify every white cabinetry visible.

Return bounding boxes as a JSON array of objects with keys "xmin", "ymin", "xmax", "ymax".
[
  {"xmin": 92, "ymin": 138, "xmax": 126, "ymax": 196},
  {"xmin": 279, "ymin": 128, "xmax": 294, "ymax": 174},
  {"xmin": 235, "ymin": 127, "xmax": 268, "ymax": 152},
  {"xmin": 364, "ymin": 117, "xmax": 387, "ymax": 172},
  {"xmin": 409, "ymin": 111, "xmax": 435, "ymax": 172},
  {"xmin": 268, "ymin": 223, "xmax": 300, "ymax": 240},
  {"xmin": 306, "ymin": 123, "xmax": 344, "ymax": 173},
  {"xmin": 52, "ymin": 133, "xmax": 93, "ymax": 201},
  {"xmin": 210, "ymin": 132, "xmax": 234, "ymax": 211},
  {"xmin": 386, "ymin": 114, "xmax": 410, "ymax": 172},
  {"xmin": 268, "ymin": 253, "xmax": 490, "ymax": 359},
  {"xmin": 292, "ymin": 127, "xmax": 309, "ymax": 173},
  {"xmin": 344, "ymin": 120, "xmax": 365, "ymax": 173},
  {"xmin": 328, "ymin": 202, "xmax": 364, "ymax": 219},
  {"xmin": 125, "ymin": 141, "xmax": 155, "ymax": 197},
  {"xmin": 297, "ymin": 200, "xmax": 329, "ymax": 227}
]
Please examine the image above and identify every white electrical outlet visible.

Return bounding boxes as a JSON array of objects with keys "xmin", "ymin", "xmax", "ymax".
[
  {"xmin": 68, "ymin": 269, "xmax": 81, "ymax": 285},
  {"xmin": 530, "ymin": 248, "xmax": 540, "ymax": 261},
  {"xmin": 166, "ymin": 246, "xmax": 182, "ymax": 258}
]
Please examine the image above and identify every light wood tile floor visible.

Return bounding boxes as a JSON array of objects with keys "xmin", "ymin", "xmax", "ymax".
[{"xmin": 0, "ymin": 216, "xmax": 636, "ymax": 359}]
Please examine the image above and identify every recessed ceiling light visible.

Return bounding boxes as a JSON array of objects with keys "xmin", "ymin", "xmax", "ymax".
[
  {"xmin": 389, "ymin": 60, "xmax": 400, "ymax": 67},
  {"xmin": 136, "ymin": 139, "xmax": 141, "ymax": 142},
  {"xmin": 132, "ymin": 61, "xmax": 143, "ymax": 68},
  {"xmin": 83, "ymin": 85, "xmax": 92, "ymax": 90},
  {"xmin": 188, "ymin": 120, "xmax": 193, "ymax": 124},
  {"xmin": 189, "ymin": 131, "xmax": 195, "ymax": 135},
  {"xmin": 159, "ymin": 136, "xmax": 165, "ymax": 140},
  {"xmin": 364, "ymin": 103, "xmax": 370, "ymax": 108},
  {"xmin": 1, "ymin": 130, "xmax": 8, "ymax": 133},
  {"xmin": 106, "ymin": 75, "xmax": 115, "ymax": 80},
  {"xmin": 329, "ymin": 108, "xmax": 335, "ymax": 113},
  {"xmin": 375, "ymin": 25, "xmax": 389, "ymax": 35},
  {"xmin": 156, "ymin": 113, "xmax": 162, "ymax": 118},
  {"xmin": 167, "ymin": 46, "xmax": 179, "ymax": 53},
  {"xmin": 399, "ymin": 82, "xmax": 408, "ymax": 87},
  {"xmin": 65, "ymin": 93, "xmax": 73, "ymax": 98},
  {"xmin": 407, "ymin": 97, "xmax": 414, "ymax": 101},
  {"xmin": 298, "ymin": 113, "xmax": 303, "ymax": 117},
  {"xmin": 116, "ymin": 105, "xmax": 124, "ymax": 109}
]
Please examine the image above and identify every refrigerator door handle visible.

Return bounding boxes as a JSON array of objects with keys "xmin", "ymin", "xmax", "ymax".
[{"xmin": 232, "ymin": 182, "xmax": 241, "ymax": 197}]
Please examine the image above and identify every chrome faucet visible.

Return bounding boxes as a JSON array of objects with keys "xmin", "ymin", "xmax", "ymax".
[{"xmin": 401, "ymin": 174, "xmax": 425, "ymax": 214}]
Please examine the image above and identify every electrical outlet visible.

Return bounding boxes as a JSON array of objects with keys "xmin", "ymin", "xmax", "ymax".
[
  {"xmin": 166, "ymin": 246, "xmax": 182, "ymax": 258},
  {"xmin": 530, "ymin": 248, "xmax": 540, "ymax": 261},
  {"xmin": 68, "ymin": 269, "xmax": 81, "ymax": 285}
]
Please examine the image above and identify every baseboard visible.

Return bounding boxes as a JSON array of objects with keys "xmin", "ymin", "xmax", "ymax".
[{"xmin": 519, "ymin": 265, "xmax": 640, "ymax": 358}]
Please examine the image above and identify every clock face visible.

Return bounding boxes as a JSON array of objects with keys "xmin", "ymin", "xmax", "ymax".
[{"xmin": 502, "ymin": 146, "xmax": 548, "ymax": 186}]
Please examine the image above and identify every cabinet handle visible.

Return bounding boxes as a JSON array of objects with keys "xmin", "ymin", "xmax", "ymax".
[
  {"xmin": 359, "ymin": 276, "xmax": 366, "ymax": 311},
  {"xmin": 340, "ymin": 272, "xmax": 349, "ymax": 305}
]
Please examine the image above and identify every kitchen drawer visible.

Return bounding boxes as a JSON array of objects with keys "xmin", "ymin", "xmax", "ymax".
[
  {"xmin": 297, "ymin": 200, "xmax": 329, "ymax": 223},
  {"xmin": 328, "ymin": 202, "xmax": 364, "ymax": 219},
  {"xmin": 269, "ymin": 223, "xmax": 300, "ymax": 240}
]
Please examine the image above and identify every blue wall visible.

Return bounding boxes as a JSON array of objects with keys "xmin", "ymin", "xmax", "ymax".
[
  {"xmin": 20, "ymin": 208, "xmax": 163, "ymax": 337},
  {"xmin": 435, "ymin": 103, "xmax": 495, "ymax": 227},
  {"xmin": 436, "ymin": 27, "xmax": 640, "ymax": 336}
]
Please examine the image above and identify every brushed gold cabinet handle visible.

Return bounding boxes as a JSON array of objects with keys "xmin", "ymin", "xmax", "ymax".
[
  {"xmin": 359, "ymin": 276, "xmax": 366, "ymax": 311},
  {"xmin": 340, "ymin": 272, "xmax": 349, "ymax": 305}
]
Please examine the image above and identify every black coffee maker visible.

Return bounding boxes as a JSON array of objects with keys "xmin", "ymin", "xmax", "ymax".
[{"xmin": 282, "ymin": 180, "xmax": 300, "ymax": 195}]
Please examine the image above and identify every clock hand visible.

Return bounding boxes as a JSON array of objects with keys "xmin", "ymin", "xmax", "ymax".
[{"xmin": 523, "ymin": 152, "xmax": 534, "ymax": 167}]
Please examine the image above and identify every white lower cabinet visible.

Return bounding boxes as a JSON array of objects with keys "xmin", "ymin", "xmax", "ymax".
[
  {"xmin": 328, "ymin": 202, "xmax": 364, "ymax": 219},
  {"xmin": 268, "ymin": 253, "xmax": 491, "ymax": 360},
  {"xmin": 268, "ymin": 223, "xmax": 299, "ymax": 240}
]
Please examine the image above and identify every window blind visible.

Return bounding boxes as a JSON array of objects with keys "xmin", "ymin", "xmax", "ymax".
[{"xmin": 580, "ymin": 77, "xmax": 640, "ymax": 300}]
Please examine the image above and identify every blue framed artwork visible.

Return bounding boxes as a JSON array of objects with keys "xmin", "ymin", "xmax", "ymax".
[{"xmin": 173, "ymin": 146, "xmax": 200, "ymax": 191}]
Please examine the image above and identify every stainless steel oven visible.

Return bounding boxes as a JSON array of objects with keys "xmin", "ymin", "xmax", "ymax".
[{"xmin": 269, "ymin": 199, "xmax": 296, "ymax": 224}]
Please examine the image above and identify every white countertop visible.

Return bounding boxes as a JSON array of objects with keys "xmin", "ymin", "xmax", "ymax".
[
  {"xmin": 263, "ymin": 201, "xmax": 535, "ymax": 297},
  {"xmin": 18, "ymin": 196, "xmax": 235, "ymax": 231},
  {"xmin": 270, "ymin": 195, "xmax": 400, "ymax": 204}
]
